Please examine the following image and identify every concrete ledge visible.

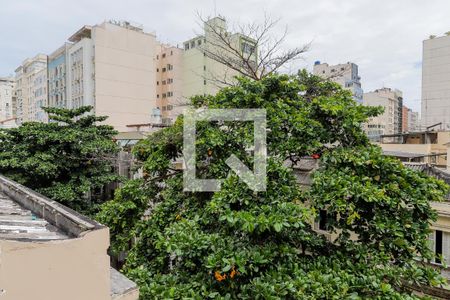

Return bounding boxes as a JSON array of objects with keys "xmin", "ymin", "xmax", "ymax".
[{"xmin": 0, "ymin": 174, "xmax": 102, "ymax": 238}]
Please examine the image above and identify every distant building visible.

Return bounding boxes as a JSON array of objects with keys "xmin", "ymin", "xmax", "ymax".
[
  {"xmin": 407, "ymin": 107, "xmax": 420, "ymax": 132},
  {"xmin": 401, "ymin": 105, "xmax": 420, "ymax": 133},
  {"xmin": 0, "ymin": 77, "xmax": 15, "ymax": 126},
  {"xmin": 155, "ymin": 43, "xmax": 184, "ymax": 125},
  {"xmin": 64, "ymin": 21, "xmax": 159, "ymax": 131},
  {"xmin": 363, "ymin": 88, "xmax": 403, "ymax": 141},
  {"xmin": 182, "ymin": 17, "xmax": 257, "ymax": 100},
  {"xmin": 10, "ymin": 18, "xmax": 257, "ymax": 129},
  {"xmin": 422, "ymin": 34, "xmax": 450, "ymax": 130},
  {"xmin": 48, "ymin": 43, "xmax": 72, "ymax": 108},
  {"xmin": 32, "ymin": 68, "xmax": 48, "ymax": 122},
  {"xmin": 313, "ymin": 61, "xmax": 363, "ymax": 103},
  {"xmin": 380, "ymin": 130, "xmax": 450, "ymax": 167},
  {"xmin": 13, "ymin": 54, "xmax": 47, "ymax": 124}
]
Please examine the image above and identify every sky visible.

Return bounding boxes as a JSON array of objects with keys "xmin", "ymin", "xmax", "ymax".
[{"xmin": 1, "ymin": 0, "xmax": 450, "ymax": 113}]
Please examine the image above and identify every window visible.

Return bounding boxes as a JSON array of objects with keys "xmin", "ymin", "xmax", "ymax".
[
  {"xmin": 162, "ymin": 93, "xmax": 166, "ymax": 98},
  {"xmin": 167, "ymin": 64, "xmax": 173, "ymax": 70},
  {"xmin": 167, "ymin": 91, "xmax": 173, "ymax": 97},
  {"xmin": 167, "ymin": 105, "xmax": 173, "ymax": 110},
  {"xmin": 157, "ymin": 68, "xmax": 159, "ymax": 72},
  {"xmin": 191, "ymin": 41, "xmax": 195, "ymax": 48},
  {"xmin": 170, "ymin": 50, "xmax": 173, "ymax": 55},
  {"xmin": 162, "ymin": 67, "xmax": 166, "ymax": 72},
  {"xmin": 162, "ymin": 53, "xmax": 166, "ymax": 58},
  {"xmin": 318, "ymin": 210, "xmax": 328, "ymax": 231},
  {"xmin": 167, "ymin": 78, "xmax": 173, "ymax": 84},
  {"xmin": 184, "ymin": 43, "xmax": 189, "ymax": 50},
  {"xmin": 436, "ymin": 230, "xmax": 443, "ymax": 264},
  {"xmin": 157, "ymin": 94, "xmax": 159, "ymax": 98},
  {"xmin": 156, "ymin": 55, "xmax": 159, "ymax": 59},
  {"xmin": 162, "ymin": 106, "xmax": 166, "ymax": 111},
  {"xmin": 242, "ymin": 42, "xmax": 255, "ymax": 55},
  {"xmin": 157, "ymin": 81, "xmax": 159, "ymax": 85},
  {"xmin": 204, "ymin": 80, "xmax": 207, "ymax": 85},
  {"xmin": 162, "ymin": 80, "xmax": 166, "ymax": 85},
  {"xmin": 204, "ymin": 65, "xmax": 206, "ymax": 71},
  {"xmin": 197, "ymin": 39, "xmax": 202, "ymax": 46}
]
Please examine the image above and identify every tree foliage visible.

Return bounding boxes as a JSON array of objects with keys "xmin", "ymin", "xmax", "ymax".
[
  {"xmin": 98, "ymin": 72, "xmax": 448, "ymax": 299},
  {"xmin": 0, "ymin": 106, "xmax": 119, "ymax": 213}
]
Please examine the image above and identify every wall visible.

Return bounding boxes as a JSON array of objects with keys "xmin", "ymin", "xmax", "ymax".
[
  {"xmin": 422, "ymin": 35, "xmax": 450, "ymax": 129},
  {"xmin": 0, "ymin": 228, "xmax": 111, "ymax": 300},
  {"xmin": 93, "ymin": 22, "xmax": 157, "ymax": 132}
]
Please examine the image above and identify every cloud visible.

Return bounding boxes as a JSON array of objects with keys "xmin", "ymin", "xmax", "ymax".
[{"xmin": 1, "ymin": 0, "xmax": 450, "ymax": 113}]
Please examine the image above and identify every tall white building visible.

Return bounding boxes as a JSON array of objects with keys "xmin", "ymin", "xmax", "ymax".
[
  {"xmin": 422, "ymin": 34, "xmax": 450, "ymax": 130},
  {"xmin": 313, "ymin": 61, "xmax": 363, "ymax": 103},
  {"xmin": 0, "ymin": 77, "xmax": 15, "ymax": 124},
  {"xmin": 363, "ymin": 88, "xmax": 403, "ymax": 141},
  {"xmin": 14, "ymin": 54, "xmax": 47, "ymax": 124}
]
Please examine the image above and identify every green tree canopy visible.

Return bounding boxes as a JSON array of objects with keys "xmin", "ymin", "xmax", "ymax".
[
  {"xmin": 98, "ymin": 72, "xmax": 448, "ymax": 299},
  {"xmin": 0, "ymin": 106, "xmax": 119, "ymax": 213}
]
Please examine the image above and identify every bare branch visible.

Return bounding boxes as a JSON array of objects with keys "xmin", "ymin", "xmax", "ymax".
[{"xmin": 196, "ymin": 13, "xmax": 310, "ymax": 82}]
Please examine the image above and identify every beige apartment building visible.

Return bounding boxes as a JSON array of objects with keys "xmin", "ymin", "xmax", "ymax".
[
  {"xmin": 10, "ymin": 18, "xmax": 256, "ymax": 130},
  {"xmin": 155, "ymin": 43, "xmax": 184, "ymax": 125},
  {"xmin": 380, "ymin": 130, "xmax": 450, "ymax": 167},
  {"xmin": 363, "ymin": 87, "xmax": 403, "ymax": 141},
  {"xmin": 422, "ymin": 34, "xmax": 450, "ymax": 130},
  {"xmin": 13, "ymin": 54, "xmax": 47, "ymax": 124},
  {"xmin": 313, "ymin": 61, "xmax": 363, "ymax": 103},
  {"xmin": 65, "ymin": 21, "xmax": 158, "ymax": 132},
  {"xmin": 0, "ymin": 174, "xmax": 139, "ymax": 300},
  {"xmin": 0, "ymin": 77, "xmax": 15, "ymax": 126}
]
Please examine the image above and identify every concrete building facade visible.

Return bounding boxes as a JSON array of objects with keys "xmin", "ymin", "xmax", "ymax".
[
  {"xmin": 14, "ymin": 54, "xmax": 47, "ymax": 124},
  {"xmin": 0, "ymin": 77, "xmax": 15, "ymax": 124},
  {"xmin": 422, "ymin": 34, "xmax": 450, "ymax": 130},
  {"xmin": 313, "ymin": 61, "xmax": 363, "ymax": 103},
  {"xmin": 48, "ymin": 43, "xmax": 72, "ymax": 108},
  {"xmin": 155, "ymin": 43, "xmax": 184, "ymax": 125},
  {"xmin": 32, "ymin": 68, "xmax": 48, "ymax": 122},
  {"xmin": 64, "ymin": 21, "xmax": 158, "ymax": 131},
  {"xmin": 363, "ymin": 88, "xmax": 403, "ymax": 141}
]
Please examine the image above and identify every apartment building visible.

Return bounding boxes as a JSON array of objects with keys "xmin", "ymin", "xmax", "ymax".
[
  {"xmin": 363, "ymin": 88, "xmax": 403, "ymax": 141},
  {"xmin": 48, "ymin": 43, "xmax": 72, "ymax": 108},
  {"xmin": 155, "ymin": 43, "xmax": 184, "ymax": 125},
  {"xmin": 408, "ymin": 108, "xmax": 420, "ymax": 132},
  {"xmin": 380, "ymin": 130, "xmax": 450, "ymax": 167},
  {"xmin": 32, "ymin": 68, "xmax": 48, "ymax": 122},
  {"xmin": 422, "ymin": 33, "xmax": 450, "ymax": 130},
  {"xmin": 182, "ymin": 17, "xmax": 256, "ymax": 99},
  {"xmin": 63, "ymin": 21, "xmax": 159, "ymax": 131},
  {"xmin": 0, "ymin": 77, "xmax": 15, "ymax": 124},
  {"xmin": 14, "ymin": 54, "xmax": 47, "ymax": 124},
  {"xmin": 313, "ymin": 61, "xmax": 363, "ymax": 103},
  {"xmin": 9, "ymin": 18, "xmax": 256, "ymax": 130}
]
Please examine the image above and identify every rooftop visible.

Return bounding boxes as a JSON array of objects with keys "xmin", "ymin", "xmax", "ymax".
[
  {"xmin": 0, "ymin": 192, "xmax": 68, "ymax": 241},
  {"xmin": 0, "ymin": 174, "xmax": 102, "ymax": 241}
]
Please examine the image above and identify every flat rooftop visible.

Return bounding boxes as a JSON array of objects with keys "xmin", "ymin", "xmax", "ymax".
[
  {"xmin": 0, "ymin": 174, "xmax": 102, "ymax": 241},
  {"xmin": 0, "ymin": 192, "xmax": 68, "ymax": 241}
]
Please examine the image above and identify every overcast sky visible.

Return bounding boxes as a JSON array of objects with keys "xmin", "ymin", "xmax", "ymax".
[{"xmin": 1, "ymin": 0, "xmax": 450, "ymax": 113}]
